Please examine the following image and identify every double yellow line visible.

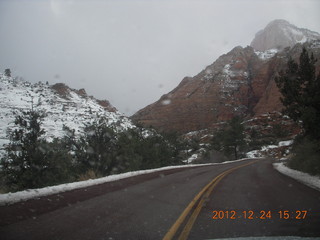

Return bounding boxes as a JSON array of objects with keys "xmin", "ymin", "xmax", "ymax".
[{"xmin": 163, "ymin": 160, "xmax": 258, "ymax": 240}]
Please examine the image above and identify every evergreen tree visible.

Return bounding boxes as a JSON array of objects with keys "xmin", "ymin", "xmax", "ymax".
[
  {"xmin": 276, "ymin": 48, "xmax": 320, "ymax": 140},
  {"xmin": 0, "ymin": 111, "xmax": 74, "ymax": 190},
  {"xmin": 212, "ymin": 116, "xmax": 246, "ymax": 160},
  {"xmin": 34, "ymin": 139, "xmax": 75, "ymax": 187},
  {"xmin": 76, "ymin": 118, "xmax": 118, "ymax": 177},
  {"xmin": 115, "ymin": 128, "xmax": 181, "ymax": 171},
  {"xmin": 276, "ymin": 48, "xmax": 320, "ymax": 175},
  {"xmin": 1, "ymin": 110, "xmax": 46, "ymax": 190},
  {"xmin": 139, "ymin": 133, "xmax": 177, "ymax": 168},
  {"xmin": 4, "ymin": 68, "xmax": 11, "ymax": 77},
  {"xmin": 116, "ymin": 128, "xmax": 144, "ymax": 171},
  {"xmin": 30, "ymin": 119, "xmax": 187, "ymax": 182}
]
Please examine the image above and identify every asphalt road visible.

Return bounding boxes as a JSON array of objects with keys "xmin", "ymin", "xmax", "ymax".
[{"xmin": 0, "ymin": 158, "xmax": 319, "ymax": 240}]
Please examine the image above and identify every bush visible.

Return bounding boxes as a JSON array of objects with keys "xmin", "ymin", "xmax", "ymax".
[
  {"xmin": 66, "ymin": 119, "xmax": 185, "ymax": 179},
  {"xmin": 76, "ymin": 118, "xmax": 118, "ymax": 176},
  {"xmin": 35, "ymin": 139, "xmax": 76, "ymax": 187},
  {"xmin": 288, "ymin": 136, "xmax": 320, "ymax": 176},
  {"xmin": 1, "ymin": 113, "xmax": 187, "ymax": 192},
  {"xmin": 115, "ymin": 128, "xmax": 182, "ymax": 171}
]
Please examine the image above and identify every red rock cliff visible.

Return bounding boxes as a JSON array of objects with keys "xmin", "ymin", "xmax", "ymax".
[{"xmin": 132, "ymin": 41, "xmax": 320, "ymax": 133}]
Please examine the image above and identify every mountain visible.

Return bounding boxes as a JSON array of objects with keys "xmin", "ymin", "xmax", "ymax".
[
  {"xmin": 251, "ymin": 19, "xmax": 320, "ymax": 51},
  {"xmin": 132, "ymin": 20, "xmax": 320, "ymax": 135},
  {"xmin": 0, "ymin": 74, "xmax": 134, "ymax": 152}
]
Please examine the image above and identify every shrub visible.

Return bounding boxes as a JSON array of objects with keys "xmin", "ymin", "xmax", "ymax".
[{"xmin": 288, "ymin": 136, "xmax": 320, "ymax": 176}]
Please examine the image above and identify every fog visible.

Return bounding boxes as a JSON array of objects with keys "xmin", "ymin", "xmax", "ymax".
[{"xmin": 0, "ymin": 0, "xmax": 319, "ymax": 115}]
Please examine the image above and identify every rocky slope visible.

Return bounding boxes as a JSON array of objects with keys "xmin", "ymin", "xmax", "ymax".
[
  {"xmin": 132, "ymin": 20, "xmax": 320, "ymax": 135},
  {"xmin": 0, "ymin": 74, "xmax": 134, "ymax": 152}
]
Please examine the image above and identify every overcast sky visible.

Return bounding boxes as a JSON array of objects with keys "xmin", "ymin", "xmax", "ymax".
[{"xmin": 1, "ymin": 0, "xmax": 320, "ymax": 115}]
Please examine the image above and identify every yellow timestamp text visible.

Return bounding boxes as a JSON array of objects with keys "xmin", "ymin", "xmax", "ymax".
[{"xmin": 211, "ymin": 210, "xmax": 308, "ymax": 220}]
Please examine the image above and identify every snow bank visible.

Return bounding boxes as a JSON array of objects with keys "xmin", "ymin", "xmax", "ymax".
[
  {"xmin": 0, "ymin": 158, "xmax": 253, "ymax": 206},
  {"xmin": 273, "ymin": 162, "xmax": 320, "ymax": 191}
]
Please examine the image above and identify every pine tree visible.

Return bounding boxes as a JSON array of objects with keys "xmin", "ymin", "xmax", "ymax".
[
  {"xmin": 276, "ymin": 48, "xmax": 320, "ymax": 175},
  {"xmin": 77, "ymin": 117, "xmax": 118, "ymax": 177},
  {"xmin": 4, "ymin": 68, "xmax": 11, "ymax": 77},
  {"xmin": 276, "ymin": 48, "xmax": 320, "ymax": 140},
  {"xmin": 212, "ymin": 116, "xmax": 246, "ymax": 160},
  {"xmin": 1, "ymin": 111, "xmax": 46, "ymax": 190},
  {"xmin": 116, "ymin": 128, "xmax": 144, "ymax": 171},
  {"xmin": 0, "ymin": 111, "xmax": 74, "ymax": 190}
]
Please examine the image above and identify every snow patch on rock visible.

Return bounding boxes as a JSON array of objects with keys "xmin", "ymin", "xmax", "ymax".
[{"xmin": 254, "ymin": 49, "xmax": 278, "ymax": 60}]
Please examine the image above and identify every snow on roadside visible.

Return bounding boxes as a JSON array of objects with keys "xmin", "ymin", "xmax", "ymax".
[
  {"xmin": 0, "ymin": 158, "xmax": 253, "ymax": 206},
  {"xmin": 273, "ymin": 162, "xmax": 320, "ymax": 191}
]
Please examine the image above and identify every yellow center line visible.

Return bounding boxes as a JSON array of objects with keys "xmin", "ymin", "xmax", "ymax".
[
  {"xmin": 162, "ymin": 171, "xmax": 227, "ymax": 240},
  {"xmin": 177, "ymin": 174, "xmax": 225, "ymax": 240},
  {"xmin": 163, "ymin": 160, "xmax": 258, "ymax": 240}
]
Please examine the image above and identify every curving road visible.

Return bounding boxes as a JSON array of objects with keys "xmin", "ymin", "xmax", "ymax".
[{"xmin": 0, "ymin": 158, "xmax": 319, "ymax": 240}]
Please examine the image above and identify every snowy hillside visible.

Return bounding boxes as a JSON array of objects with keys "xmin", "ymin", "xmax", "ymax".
[{"xmin": 0, "ymin": 73, "xmax": 134, "ymax": 152}]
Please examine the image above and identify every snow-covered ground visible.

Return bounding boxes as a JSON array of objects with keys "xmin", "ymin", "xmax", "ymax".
[
  {"xmin": 0, "ymin": 158, "xmax": 252, "ymax": 206},
  {"xmin": 273, "ymin": 162, "xmax": 320, "ymax": 191}
]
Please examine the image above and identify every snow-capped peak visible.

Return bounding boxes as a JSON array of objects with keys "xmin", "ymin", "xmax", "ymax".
[{"xmin": 251, "ymin": 19, "xmax": 320, "ymax": 52}]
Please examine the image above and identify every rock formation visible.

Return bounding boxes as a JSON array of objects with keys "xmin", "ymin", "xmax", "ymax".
[{"xmin": 132, "ymin": 20, "xmax": 320, "ymax": 134}]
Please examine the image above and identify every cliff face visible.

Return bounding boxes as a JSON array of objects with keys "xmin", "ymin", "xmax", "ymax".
[
  {"xmin": 132, "ymin": 20, "xmax": 320, "ymax": 134},
  {"xmin": 132, "ymin": 46, "xmax": 274, "ymax": 133},
  {"xmin": 133, "ymin": 46, "xmax": 260, "ymax": 132}
]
